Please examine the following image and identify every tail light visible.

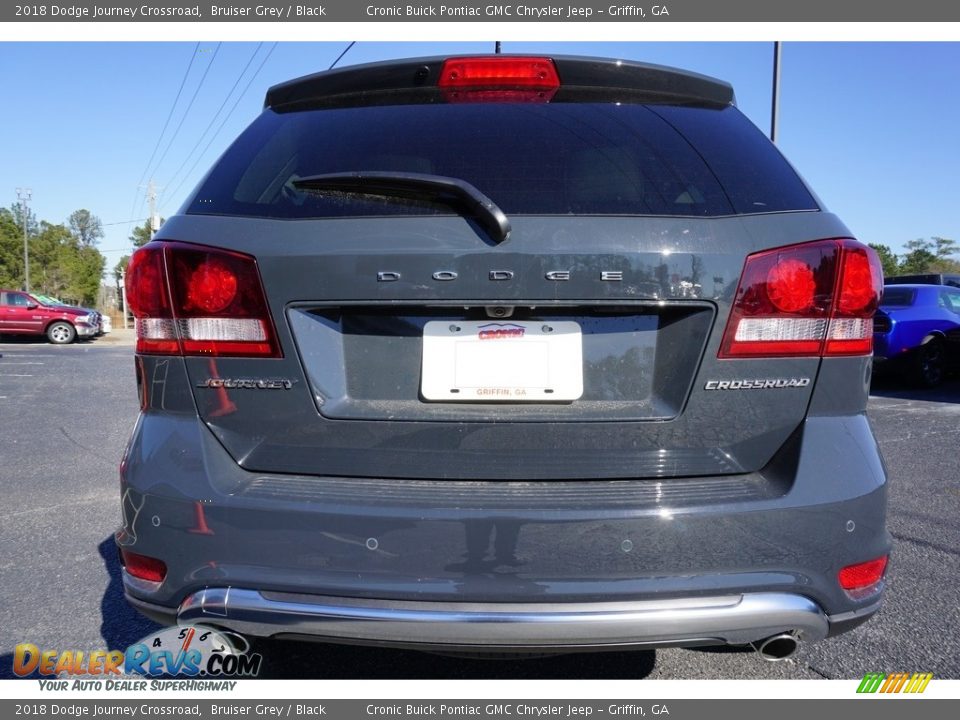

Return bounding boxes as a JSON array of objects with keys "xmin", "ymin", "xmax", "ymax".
[
  {"xmin": 125, "ymin": 241, "xmax": 280, "ymax": 358},
  {"xmin": 119, "ymin": 549, "xmax": 167, "ymax": 584},
  {"xmin": 438, "ymin": 57, "xmax": 560, "ymax": 103},
  {"xmin": 125, "ymin": 245, "xmax": 177, "ymax": 355},
  {"xmin": 719, "ymin": 239, "xmax": 882, "ymax": 358},
  {"xmin": 839, "ymin": 555, "xmax": 888, "ymax": 591}
]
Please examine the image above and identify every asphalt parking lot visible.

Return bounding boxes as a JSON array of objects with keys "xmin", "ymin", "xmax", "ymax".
[{"xmin": 0, "ymin": 337, "xmax": 958, "ymax": 680}]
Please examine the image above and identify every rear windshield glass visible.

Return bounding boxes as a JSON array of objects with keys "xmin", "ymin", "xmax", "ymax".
[
  {"xmin": 186, "ymin": 103, "xmax": 818, "ymax": 219},
  {"xmin": 881, "ymin": 287, "xmax": 917, "ymax": 306},
  {"xmin": 887, "ymin": 275, "xmax": 937, "ymax": 284}
]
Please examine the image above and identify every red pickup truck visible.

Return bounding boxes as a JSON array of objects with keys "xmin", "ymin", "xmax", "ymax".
[{"xmin": 0, "ymin": 289, "xmax": 100, "ymax": 344}]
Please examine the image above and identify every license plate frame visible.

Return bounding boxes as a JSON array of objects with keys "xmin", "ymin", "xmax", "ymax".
[{"xmin": 421, "ymin": 320, "xmax": 583, "ymax": 402}]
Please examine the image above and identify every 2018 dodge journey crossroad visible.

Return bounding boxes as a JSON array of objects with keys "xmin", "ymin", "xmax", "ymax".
[{"xmin": 119, "ymin": 55, "xmax": 890, "ymax": 661}]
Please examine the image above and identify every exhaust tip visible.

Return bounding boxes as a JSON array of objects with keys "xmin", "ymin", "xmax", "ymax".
[{"xmin": 755, "ymin": 633, "xmax": 799, "ymax": 662}]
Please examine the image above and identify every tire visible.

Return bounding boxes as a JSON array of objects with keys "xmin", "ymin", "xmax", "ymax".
[
  {"xmin": 912, "ymin": 337, "xmax": 945, "ymax": 388},
  {"xmin": 47, "ymin": 321, "xmax": 76, "ymax": 345}
]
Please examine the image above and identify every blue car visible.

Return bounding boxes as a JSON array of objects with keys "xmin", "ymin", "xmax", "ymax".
[{"xmin": 873, "ymin": 284, "xmax": 960, "ymax": 386}]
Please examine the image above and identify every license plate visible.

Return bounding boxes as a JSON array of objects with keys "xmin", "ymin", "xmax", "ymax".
[{"xmin": 421, "ymin": 320, "xmax": 583, "ymax": 401}]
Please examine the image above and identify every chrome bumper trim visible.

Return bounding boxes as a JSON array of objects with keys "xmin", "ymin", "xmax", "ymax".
[
  {"xmin": 121, "ymin": 568, "xmax": 163, "ymax": 595},
  {"xmin": 176, "ymin": 587, "xmax": 831, "ymax": 648}
]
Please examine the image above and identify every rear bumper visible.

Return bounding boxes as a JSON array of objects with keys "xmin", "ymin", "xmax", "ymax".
[
  {"xmin": 118, "ymin": 409, "xmax": 889, "ymax": 649},
  {"xmin": 126, "ymin": 586, "xmax": 881, "ymax": 650}
]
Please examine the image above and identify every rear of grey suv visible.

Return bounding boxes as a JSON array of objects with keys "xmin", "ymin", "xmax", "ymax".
[{"xmin": 119, "ymin": 55, "xmax": 889, "ymax": 659}]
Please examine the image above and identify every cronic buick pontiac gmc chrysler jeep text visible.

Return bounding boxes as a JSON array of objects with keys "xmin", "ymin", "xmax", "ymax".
[{"xmin": 119, "ymin": 55, "xmax": 889, "ymax": 661}]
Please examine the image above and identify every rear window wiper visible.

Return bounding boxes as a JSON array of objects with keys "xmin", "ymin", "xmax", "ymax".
[{"xmin": 293, "ymin": 171, "xmax": 511, "ymax": 244}]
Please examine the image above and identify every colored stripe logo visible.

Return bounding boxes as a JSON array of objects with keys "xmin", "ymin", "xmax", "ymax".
[{"xmin": 857, "ymin": 672, "xmax": 933, "ymax": 693}]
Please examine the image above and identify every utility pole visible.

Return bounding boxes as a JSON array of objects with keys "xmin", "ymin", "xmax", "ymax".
[
  {"xmin": 771, "ymin": 41, "xmax": 782, "ymax": 144},
  {"xmin": 146, "ymin": 179, "xmax": 160, "ymax": 237},
  {"xmin": 16, "ymin": 188, "xmax": 32, "ymax": 293},
  {"xmin": 120, "ymin": 269, "xmax": 128, "ymax": 330}
]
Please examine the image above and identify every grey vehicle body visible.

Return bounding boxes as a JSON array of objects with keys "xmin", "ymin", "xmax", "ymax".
[{"xmin": 119, "ymin": 55, "xmax": 889, "ymax": 656}]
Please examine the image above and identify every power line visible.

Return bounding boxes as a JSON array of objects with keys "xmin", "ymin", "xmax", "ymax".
[
  {"xmin": 126, "ymin": 43, "xmax": 200, "ymax": 228},
  {"xmin": 161, "ymin": 43, "xmax": 278, "ymax": 211},
  {"xmin": 101, "ymin": 218, "xmax": 148, "ymax": 227},
  {"xmin": 145, "ymin": 42, "xmax": 223, "ymax": 192},
  {"xmin": 162, "ymin": 43, "xmax": 264, "ymax": 197},
  {"xmin": 329, "ymin": 42, "xmax": 356, "ymax": 70}
]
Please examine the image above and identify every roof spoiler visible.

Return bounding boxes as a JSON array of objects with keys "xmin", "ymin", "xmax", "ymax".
[{"xmin": 265, "ymin": 55, "xmax": 735, "ymax": 112}]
